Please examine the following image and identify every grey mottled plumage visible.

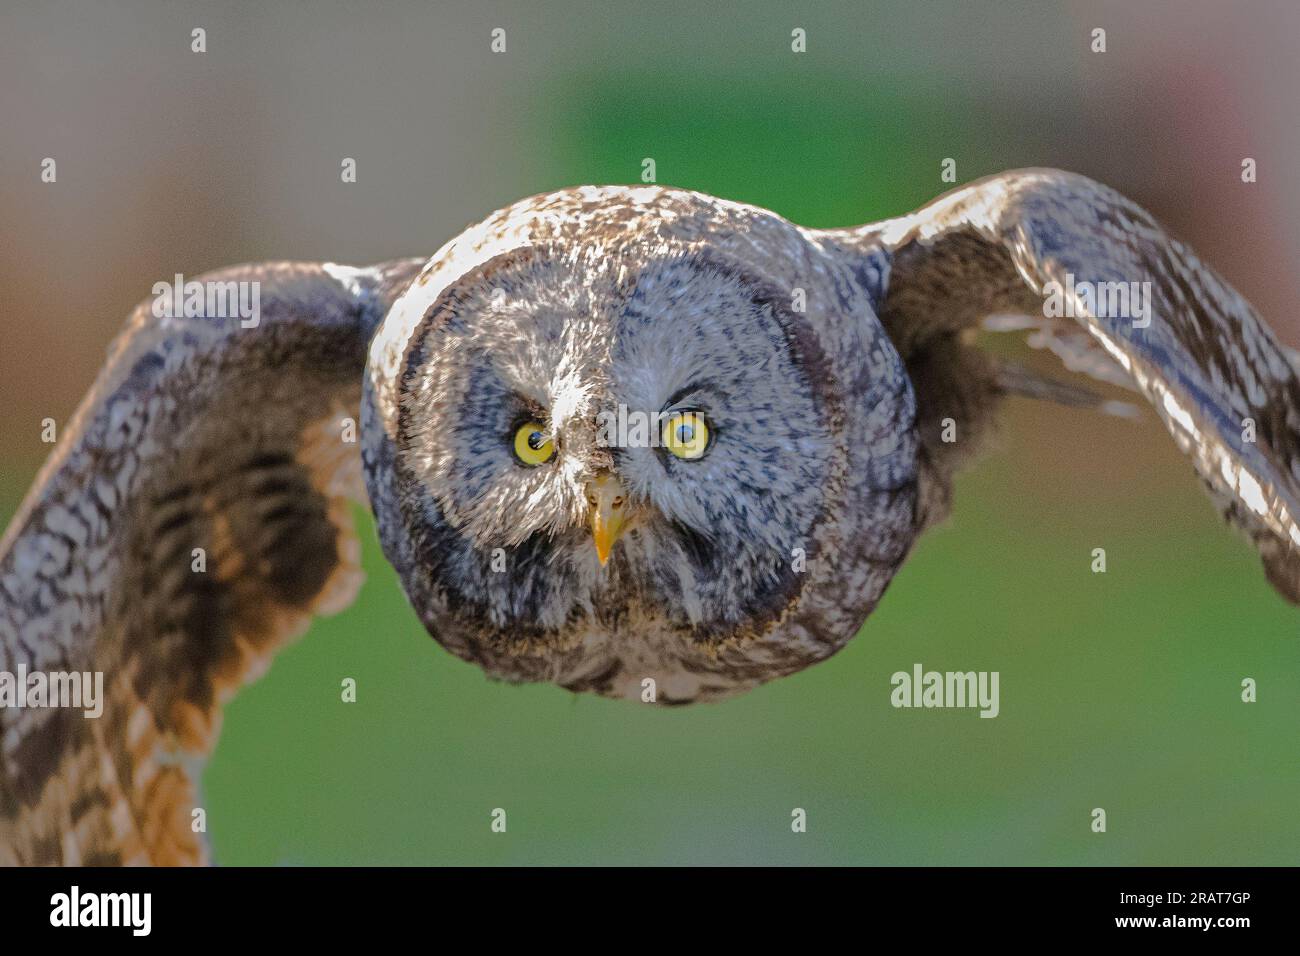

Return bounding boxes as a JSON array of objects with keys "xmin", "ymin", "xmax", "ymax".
[{"xmin": 1, "ymin": 169, "xmax": 1297, "ymax": 864}]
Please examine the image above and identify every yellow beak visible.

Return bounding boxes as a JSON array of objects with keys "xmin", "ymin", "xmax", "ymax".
[{"xmin": 586, "ymin": 473, "xmax": 627, "ymax": 566}]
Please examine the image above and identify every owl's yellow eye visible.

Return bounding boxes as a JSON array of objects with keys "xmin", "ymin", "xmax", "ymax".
[
  {"xmin": 513, "ymin": 422, "xmax": 554, "ymax": 465},
  {"xmin": 661, "ymin": 411, "xmax": 710, "ymax": 460}
]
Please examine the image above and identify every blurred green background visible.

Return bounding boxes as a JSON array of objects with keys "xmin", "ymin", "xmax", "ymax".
[{"xmin": 1, "ymin": 1, "xmax": 1296, "ymax": 865}]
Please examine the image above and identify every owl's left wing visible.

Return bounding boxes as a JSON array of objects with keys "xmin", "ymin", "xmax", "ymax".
[
  {"xmin": 0, "ymin": 258, "xmax": 421, "ymax": 865},
  {"xmin": 826, "ymin": 168, "xmax": 1300, "ymax": 603}
]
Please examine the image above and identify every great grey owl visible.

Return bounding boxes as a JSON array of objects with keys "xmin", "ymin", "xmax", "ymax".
[{"xmin": 1, "ymin": 169, "xmax": 1297, "ymax": 864}]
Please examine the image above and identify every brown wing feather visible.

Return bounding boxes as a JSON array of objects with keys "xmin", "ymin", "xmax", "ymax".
[
  {"xmin": 0, "ymin": 258, "xmax": 421, "ymax": 864},
  {"xmin": 825, "ymin": 169, "xmax": 1300, "ymax": 601}
]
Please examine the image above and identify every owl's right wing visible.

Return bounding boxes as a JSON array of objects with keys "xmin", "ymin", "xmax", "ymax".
[
  {"xmin": 826, "ymin": 169, "xmax": 1300, "ymax": 603},
  {"xmin": 0, "ymin": 257, "xmax": 422, "ymax": 865}
]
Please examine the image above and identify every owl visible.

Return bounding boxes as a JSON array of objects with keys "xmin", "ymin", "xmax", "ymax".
[{"xmin": 1, "ymin": 169, "xmax": 1297, "ymax": 864}]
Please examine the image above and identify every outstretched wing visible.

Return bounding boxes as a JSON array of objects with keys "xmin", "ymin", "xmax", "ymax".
[
  {"xmin": 0, "ymin": 258, "xmax": 421, "ymax": 865},
  {"xmin": 827, "ymin": 168, "xmax": 1300, "ymax": 603}
]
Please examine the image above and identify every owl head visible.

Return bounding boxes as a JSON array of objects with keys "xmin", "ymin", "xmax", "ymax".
[{"xmin": 362, "ymin": 186, "xmax": 917, "ymax": 702}]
